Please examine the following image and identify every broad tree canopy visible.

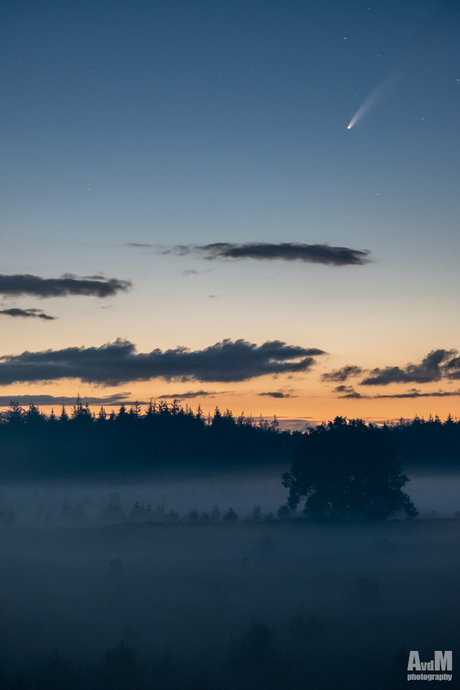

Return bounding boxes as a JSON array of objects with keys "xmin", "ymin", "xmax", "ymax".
[{"xmin": 282, "ymin": 417, "xmax": 417, "ymax": 520}]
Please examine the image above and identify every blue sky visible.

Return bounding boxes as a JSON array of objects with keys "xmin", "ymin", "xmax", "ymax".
[{"xmin": 0, "ymin": 0, "xmax": 459, "ymax": 422}]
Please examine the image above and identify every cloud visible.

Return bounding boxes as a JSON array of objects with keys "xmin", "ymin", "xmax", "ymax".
[
  {"xmin": 156, "ymin": 390, "xmax": 217, "ymax": 399},
  {"xmin": 0, "ymin": 308, "xmax": 55, "ymax": 321},
  {"xmin": 258, "ymin": 391, "xmax": 297, "ymax": 398},
  {"xmin": 0, "ymin": 274, "xmax": 131, "ymax": 298},
  {"xmin": 374, "ymin": 388, "xmax": 460, "ymax": 399},
  {"xmin": 334, "ymin": 384, "xmax": 460, "ymax": 400},
  {"xmin": 0, "ymin": 338, "xmax": 326, "ymax": 386},
  {"xmin": 276, "ymin": 419, "xmax": 310, "ymax": 431},
  {"xmin": 443, "ymin": 355, "xmax": 460, "ymax": 380},
  {"xmin": 334, "ymin": 385, "xmax": 368, "ymax": 399},
  {"xmin": 126, "ymin": 242, "xmax": 153, "ymax": 248},
  {"xmin": 0, "ymin": 393, "xmax": 138, "ymax": 407},
  {"xmin": 360, "ymin": 350, "xmax": 457, "ymax": 386},
  {"xmin": 166, "ymin": 242, "xmax": 371, "ymax": 266},
  {"xmin": 322, "ymin": 365, "xmax": 364, "ymax": 382}
]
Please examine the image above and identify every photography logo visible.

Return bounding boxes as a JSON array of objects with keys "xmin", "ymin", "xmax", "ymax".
[{"xmin": 407, "ymin": 651, "xmax": 452, "ymax": 682}]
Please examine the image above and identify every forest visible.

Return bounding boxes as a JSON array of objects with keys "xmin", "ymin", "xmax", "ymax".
[
  {"xmin": 0, "ymin": 398, "xmax": 459, "ymax": 478},
  {"xmin": 0, "ymin": 399, "xmax": 288, "ymax": 478}
]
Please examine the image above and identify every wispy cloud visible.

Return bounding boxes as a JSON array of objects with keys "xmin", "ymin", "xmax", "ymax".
[
  {"xmin": 322, "ymin": 365, "xmax": 364, "ymax": 382},
  {"xmin": 0, "ymin": 338, "xmax": 325, "ymax": 386},
  {"xmin": 0, "ymin": 274, "xmax": 131, "ymax": 298},
  {"xmin": 258, "ymin": 390, "xmax": 297, "ymax": 398},
  {"xmin": 375, "ymin": 388, "xmax": 460, "ymax": 399},
  {"xmin": 334, "ymin": 384, "xmax": 460, "ymax": 400},
  {"xmin": 165, "ymin": 242, "xmax": 371, "ymax": 266},
  {"xmin": 0, "ymin": 393, "xmax": 138, "ymax": 407},
  {"xmin": 276, "ymin": 418, "xmax": 315, "ymax": 432},
  {"xmin": 443, "ymin": 355, "xmax": 460, "ymax": 380},
  {"xmin": 156, "ymin": 390, "xmax": 217, "ymax": 399},
  {"xmin": 334, "ymin": 385, "xmax": 368, "ymax": 399},
  {"xmin": 0, "ymin": 308, "xmax": 55, "ymax": 321}
]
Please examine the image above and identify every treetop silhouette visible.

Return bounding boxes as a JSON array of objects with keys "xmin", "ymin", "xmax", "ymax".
[{"xmin": 283, "ymin": 417, "xmax": 418, "ymax": 520}]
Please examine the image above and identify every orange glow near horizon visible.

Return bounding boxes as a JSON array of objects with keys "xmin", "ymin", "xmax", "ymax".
[{"xmin": 1, "ymin": 377, "xmax": 459, "ymax": 428}]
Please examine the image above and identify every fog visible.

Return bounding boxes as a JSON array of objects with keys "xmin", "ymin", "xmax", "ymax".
[
  {"xmin": 1, "ymin": 463, "xmax": 460, "ymax": 525},
  {"xmin": 0, "ymin": 465, "xmax": 289, "ymax": 525},
  {"xmin": 0, "ymin": 465, "xmax": 459, "ymax": 688}
]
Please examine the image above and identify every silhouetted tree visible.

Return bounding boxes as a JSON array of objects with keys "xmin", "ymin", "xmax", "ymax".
[
  {"xmin": 71, "ymin": 396, "xmax": 93, "ymax": 423},
  {"xmin": 129, "ymin": 401, "xmax": 142, "ymax": 419},
  {"xmin": 210, "ymin": 505, "xmax": 221, "ymax": 521},
  {"xmin": 283, "ymin": 417, "xmax": 418, "ymax": 521},
  {"xmin": 116, "ymin": 404, "xmax": 128, "ymax": 421},
  {"xmin": 129, "ymin": 501, "xmax": 152, "ymax": 522},
  {"xmin": 188, "ymin": 509, "xmax": 199, "ymax": 522},
  {"xmin": 48, "ymin": 408, "xmax": 57, "ymax": 425},
  {"xmin": 223, "ymin": 507, "xmax": 238, "ymax": 522},
  {"xmin": 276, "ymin": 505, "xmax": 291, "ymax": 520},
  {"xmin": 98, "ymin": 496, "xmax": 126, "ymax": 524},
  {"xmin": 25, "ymin": 404, "xmax": 45, "ymax": 427},
  {"xmin": 5, "ymin": 401, "xmax": 24, "ymax": 425},
  {"xmin": 97, "ymin": 406, "xmax": 107, "ymax": 423}
]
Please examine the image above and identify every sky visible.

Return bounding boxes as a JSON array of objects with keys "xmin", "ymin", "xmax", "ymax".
[{"xmin": 0, "ymin": 0, "xmax": 459, "ymax": 426}]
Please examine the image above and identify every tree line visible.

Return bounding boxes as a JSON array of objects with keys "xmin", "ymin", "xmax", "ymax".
[
  {"xmin": 0, "ymin": 399, "xmax": 459, "ymax": 478},
  {"xmin": 380, "ymin": 413, "xmax": 460, "ymax": 464},
  {"xmin": 0, "ymin": 398, "xmax": 291, "ymax": 478}
]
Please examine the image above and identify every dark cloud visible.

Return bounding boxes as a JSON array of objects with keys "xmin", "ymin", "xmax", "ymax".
[
  {"xmin": 334, "ymin": 384, "xmax": 460, "ymax": 400},
  {"xmin": 360, "ymin": 350, "xmax": 457, "ymax": 386},
  {"xmin": 126, "ymin": 242, "xmax": 153, "ymax": 248},
  {"xmin": 166, "ymin": 242, "xmax": 371, "ymax": 266},
  {"xmin": 156, "ymin": 391, "xmax": 217, "ymax": 399},
  {"xmin": 443, "ymin": 355, "xmax": 460, "ymax": 380},
  {"xmin": 0, "ymin": 308, "xmax": 55, "ymax": 321},
  {"xmin": 375, "ymin": 388, "xmax": 460, "ymax": 399},
  {"xmin": 0, "ymin": 274, "xmax": 131, "ymax": 298},
  {"xmin": 445, "ymin": 356, "xmax": 460, "ymax": 369},
  {"xmin": 322, "ymin": 365, "xmax": 364, "ymax": 382},
  {"xmin": 334, "ymin": 385, "xmax": 368, "ymax": 399},
  {"xmin": 0, "ymin": 393, "xmax": 138, "ymax": 407},
  {"xmin": 258, "ymin": 391, "xmax": 297, "ymax": 398},
  {"xmin": 0, "ymin": 338, "xmax": 325, "ymax": 386}
]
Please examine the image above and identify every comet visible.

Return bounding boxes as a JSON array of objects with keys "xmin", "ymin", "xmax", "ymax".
[{"xmin": 347, "ymin": 72, "xmax": 399, "ymax": 130}]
